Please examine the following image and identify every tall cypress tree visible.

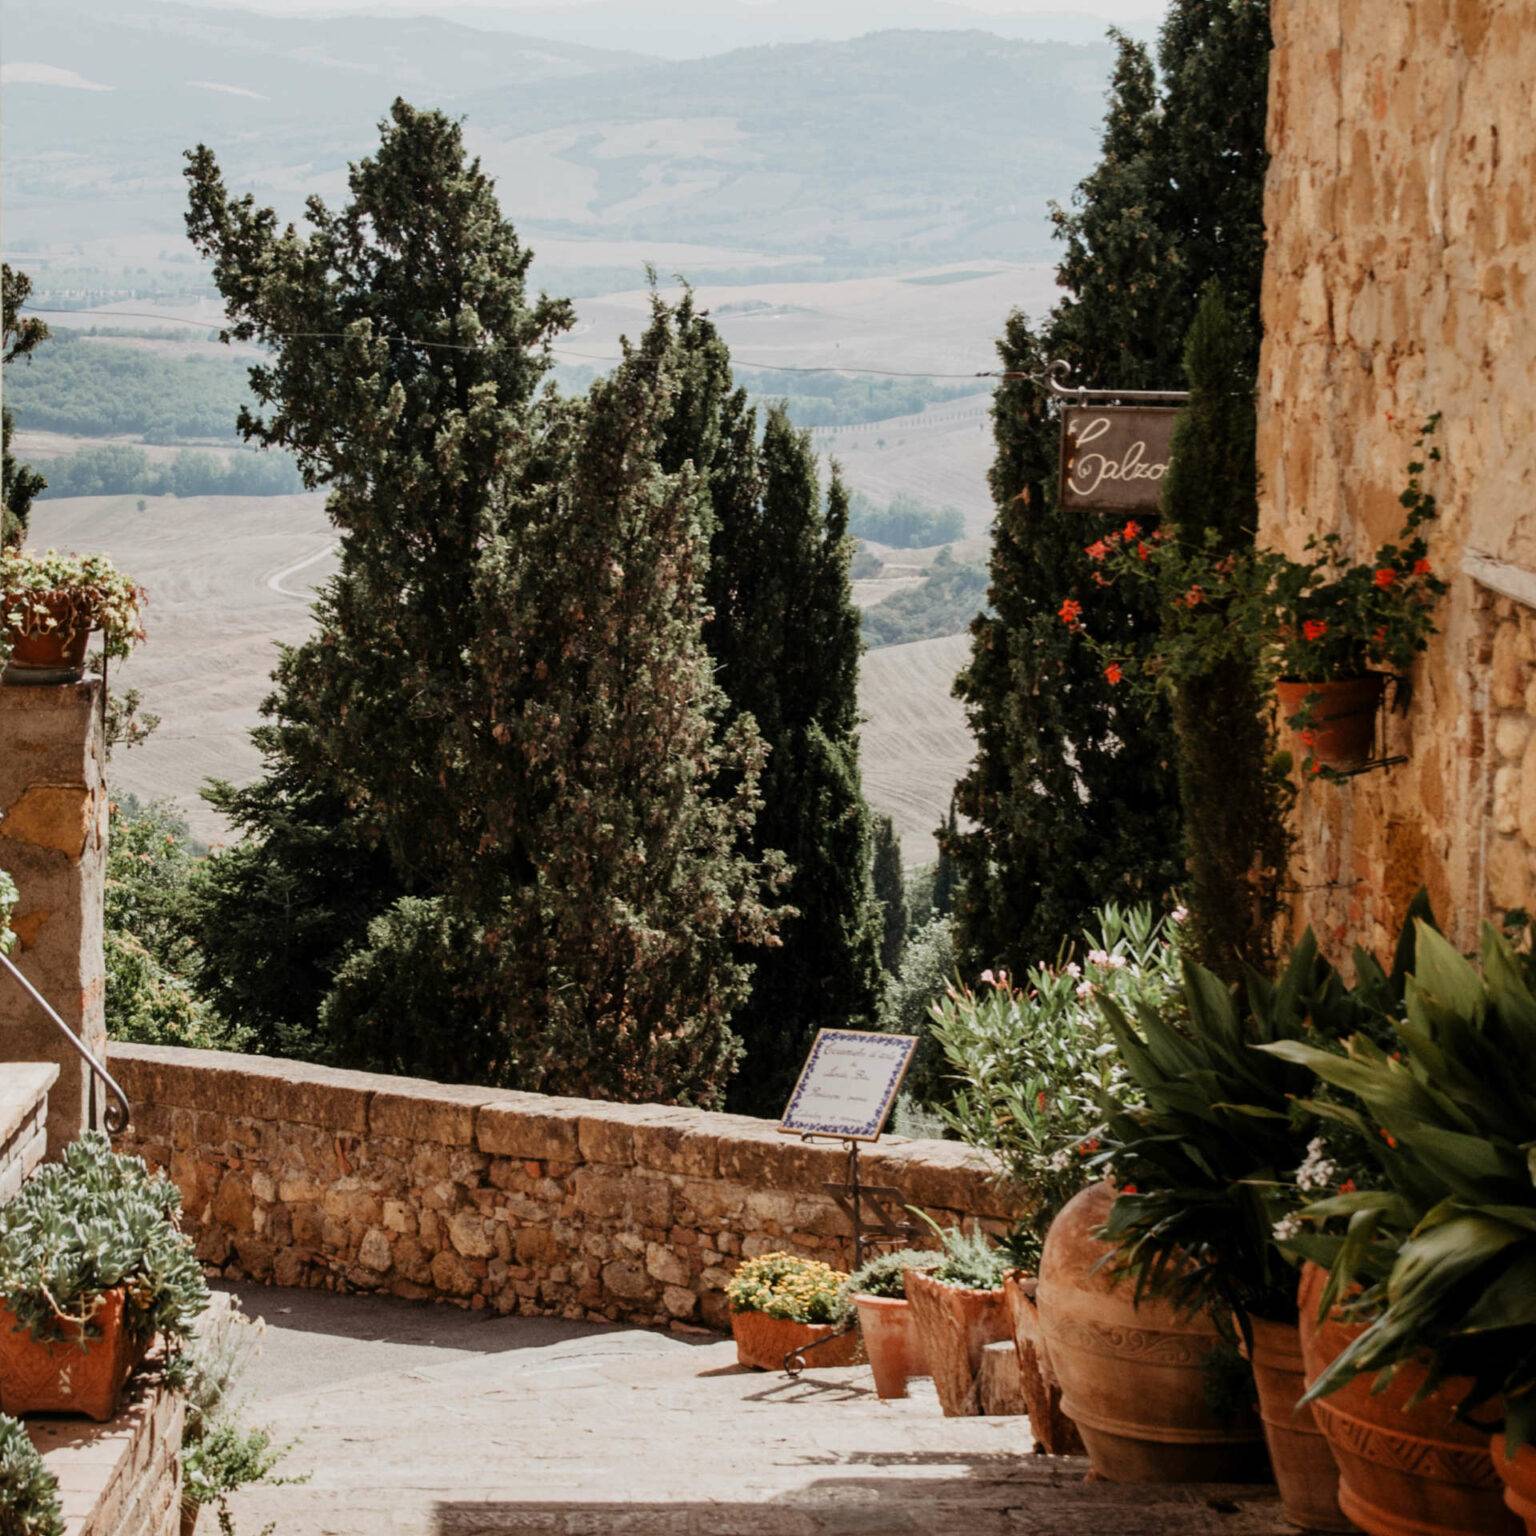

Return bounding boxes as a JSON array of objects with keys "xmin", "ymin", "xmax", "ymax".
[
  {"xmin": 656, "ymin": 301, "xmax": 884, "ymax": 1117},
  {"xmin": 870, "ymin": 815, "xmax": 907, "ymax": 975},
  {"xmin": 1162, "ymin": 285, "xmax": 1287, "ymax": 978},
  {"xmin": 948, "ymin": 3, "xmax": 1272, "ymax": 978},
  {"xmin": 2, "ymin": 265, "xmax": 49, "ymax": 548}
]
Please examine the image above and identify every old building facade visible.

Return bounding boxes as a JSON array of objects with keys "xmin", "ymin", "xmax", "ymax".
[{"xmin": 1258, "ymin": 0, "xmax": 1536, "ymax": 955}]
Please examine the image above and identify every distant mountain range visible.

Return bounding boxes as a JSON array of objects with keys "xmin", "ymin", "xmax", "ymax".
[{"xmin": 1, "ymin": 0, "xmax": 1117, "ymax": 294}]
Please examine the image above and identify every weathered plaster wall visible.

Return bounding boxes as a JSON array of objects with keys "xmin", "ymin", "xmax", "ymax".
[
  {"xmin": 111, "ymin": 1045, "xmax": 1010, "ymax": 1330},
  {"xmin": 1258, "ymin": 0, "xmax": 1536, "ymax": 954}
]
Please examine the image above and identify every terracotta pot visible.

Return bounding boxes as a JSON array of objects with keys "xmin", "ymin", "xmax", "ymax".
[
  {"xmin": 1245, "ymin": 1311, "xmax": 1353, "ymax": 1532},
  {"xmin": 1298, "ymin": 1264, "xmax": 1517, "ymax": 1536},
  {"xmin": 1035, "ymin": 1181, "xmax": 1268, "ymax": 1483},
  {"xmin": 2, "ymin": 593, "xmax": 93, "ymax": 685},
  {"xmin": 904, "ymin": 1266, "xmax": 1010, "ymax": 1417},
  {"xmin": 0, "ymin": 1287, "xmax": 147, "ymax": 1421},
  {"xmin": 180, "ymin": 1503, "xmax": 202, "ymax": 1536},
  {"xmin": 1492, "ymin": 1436, "xmax": 1536, "ymax": 1536},
  {"xmin": 1275, "ymin": 675, "xmax": 1387, "ymax": 770},
  {"xmin": 853, "ymin": 1293, "xmax": 925, "ymax": 1399},
  {"xmin": 728, "ymin": 1309, "xmax": 861, "ymax": 1372},
  {"xmin": 1003, "ymin": 1272, "xmax": 1085, "ymax": 1455}
]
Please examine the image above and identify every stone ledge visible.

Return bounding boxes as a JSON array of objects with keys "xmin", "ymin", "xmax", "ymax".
[
  {"xmin": 0, "ymin": 1062, "xmax": 57, "ymax": 1205},
  {"xmin": 25, "ymin": 1347, "xmax": 184, "ymax": 1536}
]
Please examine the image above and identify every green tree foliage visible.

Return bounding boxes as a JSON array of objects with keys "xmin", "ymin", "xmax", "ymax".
[
  {"xmin": 882, "ymin": 915, "xmax": 956, "ymax": 1109},
  {"xmin": 861, "ymin": 547, "xmax": 988, "ymax": 647},
  {"xmin": 651, "ymin": 301, "xmax": 885, "ymax": 1116},
  {"xmin": 870, "ymin": 814, "xmax": 908, "ymax": 975},
  {"xmin": 847, "ymin": 492, "xmax": 965, "ymax": 549},
  {"xmin": 2, "ymin": 264, "xmax": 49, "ymax": 547},
  {"xmin": 183, "ymin": 107, "xmax": 784, "ymax": 1106},
  {"xmin": 948, "ymin": 2, "xmax": 1272, "ymax": 978},
  {"xmin": 1161, "ymin": 285, "xmax": 1289, "ymax": 977},
  {"xmin": 38, "ymin": 445, "xmax": 303, "ymax": 500}
]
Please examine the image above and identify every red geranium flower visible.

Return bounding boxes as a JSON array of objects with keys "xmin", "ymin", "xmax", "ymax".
[
  {"xmin": 1302, "ymin": 619, "xmax": 1328, "ymax": 641},
  {"xmin": 1338, "ymin": 1178, "xmax": 1356, "ymax": 1194},
  {"xmin": 1136, "ymin": 541, "xmax": 1150, "ymax": 561},
  {"xmin": 1059, "ymin": 598, "xmax": 1083, "ymax": 624},
  {"xmin": 1184, "ymin": 584, "xmax": 1204, "ymax": 606},
  {"xmin": 1122, "ymin": 520, "xmax": 1141, "ymax": 540},
  {"xmin": 1300, "ymin": 729, "xmax": 1317, "ymax": 747},
  {"xmin": 1413, "ymin": 557, "xmax": 1432, "ymax": 575},
  {"xmin": 1105, "ymin": 662, "xmax": 1123, "ymax": 685},
  {"xmin": 1373, "ymin": 567, "xmax": 1397, "ymax": 588},
  {"xmin": 1085, "ymin": 540, "xmax": 1109, "ymax": 561}
]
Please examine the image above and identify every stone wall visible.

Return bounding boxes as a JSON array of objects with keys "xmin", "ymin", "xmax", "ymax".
[
  {"xmin": 1258, "ymin": 1, "xmax": 1536, "ymax": 956},
  {"xmin": 0, "ymin": 1063, "xmax": 55, "ymax": 1204},
  {"xmin": 0, "ymin": 679, "xmax": 108, "ymax": 1153},
  {"xmin": 111, "ymin": 1045, "xmax": 1010, "ymax": 1330}
]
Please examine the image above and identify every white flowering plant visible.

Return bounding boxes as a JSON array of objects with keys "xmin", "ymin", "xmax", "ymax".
[
  {"xmin": 929, "ymin": 904, "xmax": 1181, "ymax": 1270},
  {"xmin": 0, "ymin": 868, "xmax": 17, "ymax": 955}
]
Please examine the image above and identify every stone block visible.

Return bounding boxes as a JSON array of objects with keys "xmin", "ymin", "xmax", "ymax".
[
  {"xmin": 358, "ymin": 1227, "xmax": 394, "ymax": 1273},
  {"xmin": 448, "ymin": 1209, "xmax": 495, "ymax": 1259},
  {"xmin": 476, "ymin": 1097, "xmax": 584, "ymax": 1162},
  {"xmin": 368, "ymin": 1079, "xmax": 501, "ymax": 1146}
]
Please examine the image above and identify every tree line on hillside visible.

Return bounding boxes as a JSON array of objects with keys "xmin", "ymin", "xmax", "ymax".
[
  {"xmin": 862, "ymin": 547, "xmax": 988, "ymax": 648},
  {"xmin": 37, "ymin": 443, "xmax": 303, "ymax": 500},
  {"xmin": 847, "ymin": 491, "xmax": 964, "ymax": 549}
]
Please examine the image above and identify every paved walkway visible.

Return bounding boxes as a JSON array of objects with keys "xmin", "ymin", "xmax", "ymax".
[{"xmin": 225, "ymin": 1285, "xmax": 1288, "ymax": 1535}]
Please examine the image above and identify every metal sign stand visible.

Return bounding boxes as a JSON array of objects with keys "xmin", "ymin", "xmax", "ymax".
[{"xmin": 781, "ymin": 1133, "xmax": 923, "ymax": 1378}]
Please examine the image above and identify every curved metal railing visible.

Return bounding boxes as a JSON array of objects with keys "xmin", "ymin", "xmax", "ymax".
[{"xmin": 1, "ymin": 950, "xmax": 130, "ymax": 1135}]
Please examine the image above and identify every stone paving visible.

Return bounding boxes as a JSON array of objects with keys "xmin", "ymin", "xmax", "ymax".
[{"xmin": 225, "ymin": 1284, "xmax": 1289, "ymax": 1535}]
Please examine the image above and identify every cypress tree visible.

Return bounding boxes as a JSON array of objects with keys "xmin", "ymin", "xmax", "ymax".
[
  {"xmin": 2, "ymin": 265, "xmax": 49, "ymax": 548},
  {"xmin": 1161, "ymin": 285, "xmax": 1287, "ymax": 977},
  {"xmin": 870, "ymin": 815, "xmax": 907, "ymax": 975},
  {"xmin": 947, "ymin": 3, "xmax": 1272, "ymax": 979},
  {"xmin": 656, "ymin": 301, "xmax": 885, "ymax": 1116}
]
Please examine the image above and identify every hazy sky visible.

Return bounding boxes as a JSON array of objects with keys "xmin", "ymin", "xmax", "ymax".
[{"xmin": 193, "ymin": 0, "xmax": 1165, "ymax": 16}]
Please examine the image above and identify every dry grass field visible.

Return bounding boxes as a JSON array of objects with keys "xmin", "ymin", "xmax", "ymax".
[{"xmin": 28, "ymin": 492, "xmax": 974, "ymax": 863}]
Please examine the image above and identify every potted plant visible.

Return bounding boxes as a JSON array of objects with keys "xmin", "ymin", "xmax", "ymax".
[
  {"xmin": 1, "ymin": 547, "xmax": 146, "ymax": 685},
  {"xmin": 724, "ymin": 1252, "xmax": 857, "ymax": 1372},
  {"xmin": 1264, "ymin": 919, "xmax": 1536, "ymax": 1536},
  {"xmin": 903, "ymin": 1224, "xmax": 1010, "ymax": 1417},
  {"xmin": 842, "ymin": 1248, "xmax": 942, "ymax": 1399},
  {"xmin": 0, "ymin": 1133, "xmax": 209, "ymax": 1421},
  {"xmin": 1050, "ymin": 922, "xmax": 1403, "ymax": 1499},
  {"xmin": 0, "ymin": 1412, "xmax": 63, "ymax": 1536},
  {"xmin": 1081, "ymin": 416, "xmax": 1447, "ymax": 775},
  {"xmin": 930, "ymin": 903, "xmax": 1179, "ymax": 1450}
]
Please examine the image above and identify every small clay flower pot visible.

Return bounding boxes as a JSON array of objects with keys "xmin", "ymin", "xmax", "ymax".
[
  {"xmin": 904, "ymin": 1266, "xmax": 1010, "ymax": 1417},
  {"xmin": 853, "ymin": 1293, "xmax": 926, "ymax": 1399},
  {"xmin": 729, "ymin": 1309, "xmax": 860, "ymax": 1372},
  {"xmin": 1004, "ymin": 1271, "xmax": 1085, "ymax": 1456},
  {"xmin": 2, "ymin": 592, "xmax": 93, "ymax": 685},
  {"xmin": 1275, "ymin": 674, "xmax": 1387, "ymax": 770},
  {"xmin": 1299, "ymin": 1264, "xmax": 1517, "ymax": 1536},
  {"xmin": 0, "ymin": 1287, "xmax": 147, "ymax": 1421},
  {"xmin": 1244, "ymin": 1311, "xmax": 1352, "ymax": 1532},
  {"xmin": 1492, "ymin": 1435, "xmax": 1536, "ymax": 1536}
]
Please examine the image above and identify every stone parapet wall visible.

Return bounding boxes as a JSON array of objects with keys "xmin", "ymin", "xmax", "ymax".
[
  {"xmin": 1259, "ymin": 0, "xmax": 1536, "ymax": 956},
  {"xmin": 0, "ymin": 1063, "xmax": 55, "ymax": 1204},
  {"xmin": 110, "ymin": 1045, "xmax": 1011, "ymax": 1329}
]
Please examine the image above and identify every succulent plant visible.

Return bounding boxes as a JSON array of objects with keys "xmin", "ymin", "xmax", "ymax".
[{"xmin": 0, "ymin": 1412, "xmax": 63, "ymax": 1536}]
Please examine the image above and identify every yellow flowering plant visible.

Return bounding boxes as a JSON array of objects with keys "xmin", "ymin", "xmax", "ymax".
[{"xmin": 725, "ymin": 1252, "xmax": 849, "ymax": 1324}]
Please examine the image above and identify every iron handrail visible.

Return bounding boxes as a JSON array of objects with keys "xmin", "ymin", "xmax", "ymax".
[{"xmin": 1, "ymin": 949, "xmax": 130, "ymax": 1134}]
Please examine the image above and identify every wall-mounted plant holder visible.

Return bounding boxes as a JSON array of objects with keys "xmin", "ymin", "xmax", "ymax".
[{"xmin": 1278, "ymin": 672, "xmax": 1409, "ymax": 779}]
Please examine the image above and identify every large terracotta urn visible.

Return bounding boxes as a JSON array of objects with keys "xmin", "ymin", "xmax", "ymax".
[
  {"xmin": 852, "ymin": 1293, "xmax": 926, "ymax": 1399},
  {"xmin": 1298, "ymin": 1265, "xmax": 1518, "ymax": 1536},
  {"xmin": 1245, "ymin": 1311, "xmax": 1353, "ymax": 1532},
  {"xmin": 1003, "ymin": 1272, "xmax": 1085, "ymax": 1456},
  {"xmin": 904, "ymin": 1267, "xmax": 1009, "ymax": 1417},
  {"xmin": 1492, "ymin": 1436, "xmax": 1536, "ymax": 1536},
  {"xmin": 1035, "ymin": 1180, "xmax": 1267, "ymax": 1483}
]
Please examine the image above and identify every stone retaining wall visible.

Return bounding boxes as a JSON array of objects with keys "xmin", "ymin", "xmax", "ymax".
[
  {"xmin": 0, "ymin": 1063, "xmax": 55, "ymax": 1204},
  {"xmin": 111, "ymin": 1045, "xmax": 1011, "ymax": 1330}
]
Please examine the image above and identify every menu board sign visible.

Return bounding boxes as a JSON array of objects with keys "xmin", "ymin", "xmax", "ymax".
[{"xmin": 778, "ymin": 1029, "xmax": 919, "ymax": 1142}]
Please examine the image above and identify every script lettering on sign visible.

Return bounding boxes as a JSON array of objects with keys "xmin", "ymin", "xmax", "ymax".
[
  {"xmin": 779, "ymin": 1029, "xmax": 918, "ymax": 1142},
  {"xmin": 1060, "ymin": 405, "xmax": 1179, "ymax": 513}
]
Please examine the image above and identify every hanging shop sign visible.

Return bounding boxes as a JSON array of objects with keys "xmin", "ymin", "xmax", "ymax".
[{"xmin": 1059, "ymin": 404, "xmax": 1180, "ymax": 513}]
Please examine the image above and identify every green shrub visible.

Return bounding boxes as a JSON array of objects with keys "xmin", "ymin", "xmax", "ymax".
[
  {"xmin": 0, "ymin": 1133, "xmax": 208, "ymax": 1348},
  {"xmin": 923, "ymin": 1223, "xmax": 1008, "ymax": 1292},
  {"xmin": 882, "ymin": 915, "xmax": 955, "ymax": 1108},
  {"xmin": 0, "ymin": 1413, "xmax": 62, "ymax": 1536},
  {"xmin": 842, "ymin": 1247, "xmax": 943, "ymax": 1301},
  {"xmin": 931, "ymin": 904, "xmax": 1176, "ymax": 1268}
]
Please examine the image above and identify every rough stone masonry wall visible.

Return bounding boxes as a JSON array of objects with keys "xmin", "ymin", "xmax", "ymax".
[
  {"xmin": 110, "ymin": 1045, "xmax": 1011, "ymax": 1330},
  {"xmin": 1258, "ymin": 1, "xmax": 1536, "ymax": 957}
]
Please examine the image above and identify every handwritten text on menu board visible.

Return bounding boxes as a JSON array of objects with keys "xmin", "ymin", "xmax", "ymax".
[{"xmin": 778, "ymin": 1029, "xmax": 919, "ymax": 1142}]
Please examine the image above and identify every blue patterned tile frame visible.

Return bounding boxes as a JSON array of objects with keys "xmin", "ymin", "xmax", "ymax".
[{"xmin": 778, "ymin": 1029, "xmax": 920, "ymax": 1142}]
